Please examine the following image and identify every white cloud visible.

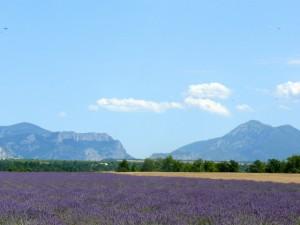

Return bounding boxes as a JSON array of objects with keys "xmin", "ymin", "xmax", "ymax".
[
  {"xmin": 90, "ymin": 82, "xmax": 232, "ymax": 117},
  {"xmin": 187, "ymin": 82, "xmax": 231, "ymax": 99},
  {"xmin": 58, "ymin": 111, "xmax": 67, "ymax": 118},
  {"xmin": 184, "ymin": 82, "xmax": 231, "ymax": 116},
  {"xmin": 95, "ymin": 98, "xmax": 183, "ymax": 113},
  {"xmin": 236, "ymin": 104, "xmax": 254, "ymax": 112},
  {"xmin": 276, "ymin": 81, "xmax": 300, "ymax": 98},
  {"xmin": 184, "ymin": 97, "xmax": 230, "ymax": 116},
  {"xmin": 287, "ymin": 59, "xmax": 300, "ymax": 65}
]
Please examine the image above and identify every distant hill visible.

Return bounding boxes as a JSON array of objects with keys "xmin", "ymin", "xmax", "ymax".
[
  {"xmin": 0, "ymin": 122, "xmax": 132, "ymax": 160},
  {"xmin": 151, "ymin": 120, "xmax": 300, "ymax": 161}
]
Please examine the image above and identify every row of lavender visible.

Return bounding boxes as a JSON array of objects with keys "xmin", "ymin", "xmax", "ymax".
[{"xmin": 0, "ymin": 172, "xmax": 299, "ymax": 225}]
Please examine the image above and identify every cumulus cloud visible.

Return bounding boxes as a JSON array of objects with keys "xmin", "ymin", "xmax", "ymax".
[
  {"xmin": 90, "ymin": 82, "xmax": 232, "ymax": 117},
  {"xmin": 287, "ymin": 59, "xmax": 300, "ymax": 65},
  {"xmin": 187, "ymin": 82, "xmax": 231, "ymax": 99},
  {"xmin": 184, "ymin": 82, "xmax": 231, "ymax": 116},
  {"xmin": 184, "ymin": 97, "xmax": 230, "ymax": 116},
  {"xmin": 236, "ymin": 104, "xmax": 254, "ymax": 112},
  {"xmin": 94, "ymin": 98, "xmax": 183, "ymax": 113},
  {"xmin": 276, "ymin": 81, "xmax": 300, "ymax": 99}
]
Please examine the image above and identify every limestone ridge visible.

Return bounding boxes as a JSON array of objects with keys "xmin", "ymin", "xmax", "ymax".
[{"xmin": 0, "ymin": 122, "xmax": 132, "ymax": 160}]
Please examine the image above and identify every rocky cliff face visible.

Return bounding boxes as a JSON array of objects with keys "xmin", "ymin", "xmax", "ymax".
[{"xmin": 0, "ymin": 123, "xmax": 132, "ymax": 160}]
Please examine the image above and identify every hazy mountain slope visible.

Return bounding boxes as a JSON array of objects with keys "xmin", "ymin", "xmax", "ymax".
[
  {"xmin": 151, "ymin": 121, "xmax": 300, "ymax": 161},
  {"xmin": 0, "ymin": 122, "xmax": 132, "ymax": 160}
]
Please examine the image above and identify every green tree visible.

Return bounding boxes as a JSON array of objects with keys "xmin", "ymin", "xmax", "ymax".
[
  {"xmin": 215, "ymin": 161, "xmax": 239, "ymax": 172},
  {"xmin": 265, "ymin": 159, "xmax": 282, "ymax": 173},
  {"xmin": 216, "ymin": 161, "xmax": 230, "ymax": 172},
  {"xmin": 173, "ymin": 160, "xmax": 184, "ymax": 172},
  {"xmin": 182, "ymin": 162, "xmax": 193, "ymax": 172},
  {"xmin": 117, "ymin": 160, "xmax": 130, "ymax": 172},
  {"xmin": 248, "ymin": 160, "xmax": 266, "ymax": 173},
  {"xmin": 203, "ymin": 161, "xmax": 216, "ymax": 172},
  {"xmin": 191, "ymin": 159, "xmax": 204, "ymax": 172},
  {"xmin": 141, "ymin": 158, "xmax": 156, "ymax": 171},
  {"xmin": 228, "ymin": 160, "xmax": 240, "ymax": 172},
  {"xmin": 285, "ymin": 155, "xmax": 300, "ymax": 173},
  {"xmin": 161, "ymin": 156, "xmax": 183, "ymax": 172},
  {"xmin": 130, "ymin": 163, "xmax": 138, "ymax": 172},
  {"xmin": 161, "ymin": 156, "xmax": 174, "ymax": 172}
]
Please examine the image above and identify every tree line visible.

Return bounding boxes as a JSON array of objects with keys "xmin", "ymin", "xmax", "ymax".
[
  {"xmin": 117, "ymin": 155, "xmax": 300, "ymax": 173},
  {"xmin": 1, "ymin": 155, "xmax": 299, "ymax": 173},
  {"xmin": 0, "ymin": 159, "xmax": 119, "ymax": 172}
]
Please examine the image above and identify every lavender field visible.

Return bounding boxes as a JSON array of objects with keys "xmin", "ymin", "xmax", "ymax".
[{"xmin": 0, "ymin": 173, "xmax": 299, "ymax": 225}]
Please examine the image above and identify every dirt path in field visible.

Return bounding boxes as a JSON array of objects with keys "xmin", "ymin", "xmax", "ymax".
[{"xmin": 117, "ymin": 172, "xmax": 300, "ymax": 184}]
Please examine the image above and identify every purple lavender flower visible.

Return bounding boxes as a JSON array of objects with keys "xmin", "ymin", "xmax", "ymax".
[{"xmin": 0, "ymin": 172, "xmax": 299, "ymax": 225}]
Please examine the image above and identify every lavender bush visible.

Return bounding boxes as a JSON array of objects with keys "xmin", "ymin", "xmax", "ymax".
[{"xmin": 0, "ymin": 172, "xmax": 299, "ymax": 225}]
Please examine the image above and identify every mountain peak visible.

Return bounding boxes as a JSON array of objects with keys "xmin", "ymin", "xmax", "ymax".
[
  {"xmin": 241, "ymin": 120, "xmax": 270, "ymax": 127},
  {"xmin": 0, "ymin": 122, "xmax": 50, "ymax": 137},
  {"xmin": 226, "ymin": 120, "xmax": 272, "ymax": 139},
  {"xmin": 155, "ymin": 120, "xmax": 300, "ymax": 161},
  {"xmin": 10, "ymin": 122, "xmax": 45, "ymax": 129}
]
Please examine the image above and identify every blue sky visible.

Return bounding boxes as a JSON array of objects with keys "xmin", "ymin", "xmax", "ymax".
[{"xmin": 0, "ymin": 1, "xmax": 300, "ymax": 158}]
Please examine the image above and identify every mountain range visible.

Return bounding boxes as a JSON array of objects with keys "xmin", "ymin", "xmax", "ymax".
[
  {"xmin": 0, "ymin": 123, "xmax": 132, "ymax": 160},
  {"xmin": 1, "ymin": 121, "xmax": 299, "ymax": 162},
  {"xmin": 151, "ymin": 120, "xmax": 300, "ymax": 161}
]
